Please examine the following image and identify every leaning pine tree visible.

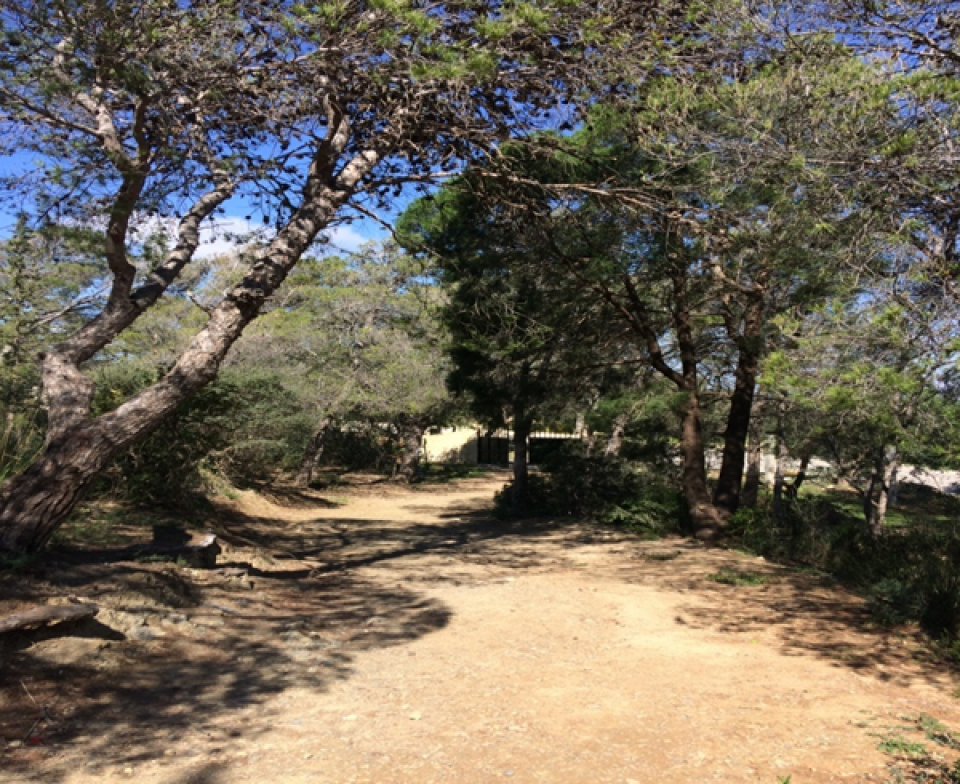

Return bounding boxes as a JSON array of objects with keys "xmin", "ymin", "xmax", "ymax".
[{"xmin": 0, "ymin": 0, "xmax": 684, "ymax": 553}]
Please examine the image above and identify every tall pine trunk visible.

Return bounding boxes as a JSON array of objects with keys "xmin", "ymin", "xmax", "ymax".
[
  {"xmin": 671, "ymin": 268, "xmax": 726, "ymax": 541},
  {"xmin": 714, "ymin": 293, "xmax": 764, "ymax": 515},
  {"xmin": 678, "ymin": 389, "xmax": 725, "ymax": 539}
]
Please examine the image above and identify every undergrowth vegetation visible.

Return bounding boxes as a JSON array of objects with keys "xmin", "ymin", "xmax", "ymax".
[
  {"xmin": 493, "ymin": 448, "xmax": 687, "ymax": 537},
  {"xmin": 728, "ymin": 487, "xmax": 960, "ymax": 650}
]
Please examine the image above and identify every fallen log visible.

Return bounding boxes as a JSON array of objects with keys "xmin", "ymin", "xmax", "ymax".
[{"xmin": 0, "ymin": 603, "xmax": 98, "ymax": 635}]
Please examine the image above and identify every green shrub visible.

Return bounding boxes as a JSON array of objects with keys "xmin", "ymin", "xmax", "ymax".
[
  {"xmin": 493, "ymin": 450, "xmax": 686, "ymax": 535},
  {"xmin": 728, "ymin": 496, "xmax": 960, "ymax": 643},
  {"xmin": 91, "ymin": 363, "xmax": 310, "ymax": 500}
]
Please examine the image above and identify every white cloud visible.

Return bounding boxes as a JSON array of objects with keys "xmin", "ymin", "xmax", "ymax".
[
  {"xmin": 320, "ymin": 224, "xmax": 370, "ymax": 253},
  {"xmin": 130, "ymin": 215, "xmax": 380, "ymax": 259},
  {"xmin": 195, "ymin": 217, "xmax": 272, "ymax": 258}
]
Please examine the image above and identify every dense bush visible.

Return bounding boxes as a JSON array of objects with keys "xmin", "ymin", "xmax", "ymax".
[
  {"xmin": 494, "ymin": 448, "xmax": 687, "ymax": 536},
  {"xmin": 728, "ymin": 497, "xmax": 960, "ymax": 643},
  {"xmin": 316, "ymin": 423, "xmax": 401, "ymax": 474},
  {"xmin": 92, "ymin": 364, "xmax": 311, "ymax": 500}
]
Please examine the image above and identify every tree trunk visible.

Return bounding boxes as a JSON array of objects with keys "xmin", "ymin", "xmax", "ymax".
[
  {"xmin": 574, "ymin": 411, "xmax": 586, "ymax": 439},
  {"xmin": 678, "ymin": 389, "xmax": 725, "ymax": 539},
  {"xmin": 714, "ymin": 293, "xmax": 764, "ymax": 515},
  {"xmin": 396, "ymin": 416, "xmax": 427, "ymax": 482},
  {"xmin": 0, "ymin": 424, "xmax": 128, "ymax": 552},
  {"xmin": 0, "ymin": 140, "xmax": 381, "ymax": 554},
  {"xmin": 888, "ymin": 455, "xmax": 900, "ymax": 508},
  {"xmin": 740, "ymin": 410, "xmax": 764, "ymax": 509},
  {"xmin": 866, "ymin": 445, "xmax": 898, "ymax": 537},
  {"xmin": 863, "ymin": 470, "xmax": 879, "ymax": 533},
  {"xmin": 772, "ymin": 406, "xmax": 787, "ymax": 522},
  {"xmin": 785, "ymin": 452, "xmax": 811, "ymax": 501},
  {"xmin": 670, "ymin": 264, "xmax": 725, "ymax": 540},
  {"xmin": 604, "ymin": 412, "xmax": 629, "ymax": 457},
  {"xmin": 295, "ymin": 417, "xmax": 332, "ymax": 487},
  {"xmin": 511, "ymin": 410, "xmax": 532, "ymax": 514}
]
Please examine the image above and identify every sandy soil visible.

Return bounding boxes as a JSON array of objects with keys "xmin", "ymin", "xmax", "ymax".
[{"xmin": 2, "ymin": 472, "xmax": 960, "ymax": 784}]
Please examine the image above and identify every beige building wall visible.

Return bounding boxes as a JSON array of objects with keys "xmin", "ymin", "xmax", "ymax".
[{"xmin": 423, "ymin": 427, "xmax": 478, "ymax": 464}]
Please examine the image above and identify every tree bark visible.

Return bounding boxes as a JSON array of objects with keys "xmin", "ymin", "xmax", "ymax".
[
  {"xmin": 511, "ymin": 408, "xmax": 532, "ymax": 514},
  {"xmin": 785, "ymin": 451, "xmax": 811, "ymax": 501},
  {"xmin": 670, "ymin": 265, "xmax": 725, "ymax": 540},
  {"xmin": 604, "ymin": 412, "xmax": 629, "ymax": 457},
  {"xmin": 574, "ymin": 411, "xmax": 586, "ymax": 439},
  {"xmin": 0, "ymin": 132, "xmax": 380, "ymax": 553},
  {"xmin": 866, "ymin": 444, "xmax": 898, "ymax": 537},
  {"xmin": 740, "ymin": 413, "xmax": 764, "ymax": 509},
  {"xmin": 396, "ymin": 416, "xmax": 428, "ymax": 482},
  {"xmin": 888, "ymin": 454, "xmax": 900, "ymax": 508},
  {"xmin": 295, "ymin": 417, "xmax": 333, "ymax": 488},
  {"xmin": 772, "ymin": 403, "xmax": 787, "ymax": 522},
  {"xmin": 677, "ymin": 389, "xmax": 724, "ymax": 539},
  {"xmin": 714, "ymin": 291, "xmax": 764, "ymax": 515}
]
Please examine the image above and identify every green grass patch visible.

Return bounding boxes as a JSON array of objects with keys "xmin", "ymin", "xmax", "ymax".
[
  {"xmin": 817, "ymin": 484, "xmax": 960, "ymax": 532},
  {"xmin": 877, "ymin": 733, "xmax": 928, "ymax": 757},
  {"xmin": 918, "ymin": 714, "xmax": 960, "ymax": 749},
  {"xmin": 708, "ymin": 569, "xmax": 769, "ymax": 586}
]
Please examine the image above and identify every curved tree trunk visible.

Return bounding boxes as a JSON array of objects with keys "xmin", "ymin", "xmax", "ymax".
[
  {"xmin": 0, "ymin": 426, "xmax": 117, "ymax": 553},
  {"xmin": 0, "ymin": 138, "xmax": 381, "ymax": 554}
]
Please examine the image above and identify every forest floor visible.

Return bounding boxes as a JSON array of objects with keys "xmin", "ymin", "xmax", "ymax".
[{"xmin": 3, "ymin": 472, "xmax": 960, "ymax": 784}]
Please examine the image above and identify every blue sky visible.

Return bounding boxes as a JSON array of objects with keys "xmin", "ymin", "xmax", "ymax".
[{"xmin": 0, "ymin": 149, "xmax": 395, "ymax": 258}]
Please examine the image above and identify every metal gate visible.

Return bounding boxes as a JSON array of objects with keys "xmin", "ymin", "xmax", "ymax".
[{"xmin": 477, "ymin": 434, "xmax": 510, "ymax": 466}]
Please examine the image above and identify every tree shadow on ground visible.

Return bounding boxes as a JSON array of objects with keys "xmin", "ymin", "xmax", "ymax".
[
  {"xmin": 621, "ymin": 540, "xmax": 958, "ymax": 689},
  {"xmin": 213, "ymin": 498, "xmax": 576, "ymax": 579},
  {"xmin": 0, "ymin": 563, "xmax": 450, "ymax": 782},
  {"xmin": 6, "ymin": 476, "xmax": 959, "ymax": 781},
  {"xmin": 241, "ymin": 482, "xmax": 344, "ymax": 510}
]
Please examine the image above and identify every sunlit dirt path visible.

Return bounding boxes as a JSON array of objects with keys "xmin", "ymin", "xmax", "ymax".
[{"xmin": 4, "ymin": 473, "xmax": 960, "ymax": 783}]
